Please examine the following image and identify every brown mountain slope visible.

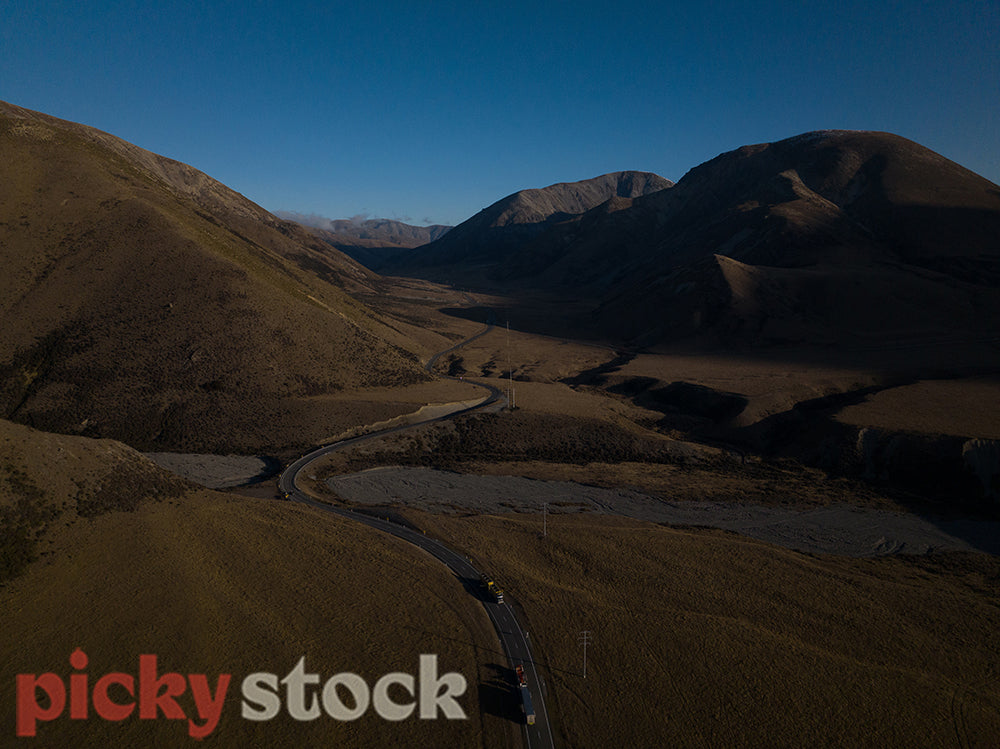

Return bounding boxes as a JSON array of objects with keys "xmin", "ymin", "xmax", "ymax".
[
  {"xmin": 389, "ymin": 171, "xmax": 673, "ymax": 275},
  {"xmin": 433, "ymin": 131, "xmax": 1000, "ymax": 347},
  {"xmin": 0, "ymin": 101, "xmax": 430, "ymax": 452},
  {"xmin": 626, "ymin": 129, "xmax": 1000, "ymax": 271},
  {"xmin": 592, "ymin": 130, "xmax": 1000, "ymax": 345}
]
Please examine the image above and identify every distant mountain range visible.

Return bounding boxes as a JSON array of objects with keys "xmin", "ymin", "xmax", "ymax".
[
  {"xmin": 280, "ymin": 173, "xmax": 673, "ymax": 274},
  {"xmin": 396, "ymin": 131, "xmax": 1000, "ymax": 347},
  {"xmin": 0, "ymin": 101, "xmax": 429, "ymax": 452},
  {"xmin": 275, "ymin": 212, "xmax": 452, "ymax": 269},
  {"xmin": 275, "ymin": 213, "xmax": 451, "ymax": 246}
]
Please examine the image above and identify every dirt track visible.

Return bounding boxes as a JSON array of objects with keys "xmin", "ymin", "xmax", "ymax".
[{"xmin": 327, "ymin": 466, "xmax": 1000, "ymax": 557}]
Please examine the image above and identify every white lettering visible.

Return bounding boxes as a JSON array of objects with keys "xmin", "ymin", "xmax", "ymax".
[
  {"xmin": 238, "ymin": 656, "xmax": 467, "ymax": 722},
  {"xmin": 240, "ymin": 673, "xmax": 280, "ymax": 721},
  {"xmin": 419, "ymin": 654, "xmax": 467, "ymax": 719},
  {"xmin": 281, "ymin": 657, "xmax": 320, "ymax": 721},
  {"xmin": 321, "ymin": 673, "xmax": 370, "ymax": 720},
  {"xmin": 372, "ymin": 672, "xmax": 416, "ymax": 721}
]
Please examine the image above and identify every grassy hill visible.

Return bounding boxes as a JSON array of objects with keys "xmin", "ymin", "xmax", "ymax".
[
  {"xmin": 0, "ymin": 418, "xmax": 507, "ymax": 747},
  {"xmin": 409, "ymin": 509, "xmax": 1000, "ymax": 748},
  {"xmin": 0, "ymin": 101, "xmax": 433, "ymax": 453}
]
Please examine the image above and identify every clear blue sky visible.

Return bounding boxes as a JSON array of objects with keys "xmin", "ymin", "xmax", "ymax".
[{"xmin": 2, "ymin": 0, "xmax": 997, "ymax": 226}]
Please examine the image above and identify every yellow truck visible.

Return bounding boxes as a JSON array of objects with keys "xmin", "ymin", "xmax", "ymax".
[{"xmin": 480, "ymin": 573, "xmax": 505, "ymax": 604}]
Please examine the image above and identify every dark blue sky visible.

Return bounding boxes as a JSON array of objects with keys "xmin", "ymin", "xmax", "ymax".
[{"xmin": 3, "ymin": 0, "xmax": 997, "ymax": 225}]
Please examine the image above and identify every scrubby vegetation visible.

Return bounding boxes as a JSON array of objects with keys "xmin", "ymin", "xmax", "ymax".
[
  {"xmin": 0, "ymin": 421, "xmax": 188, "ymax": 584},
  {"xmin": 0, "ymin": 103, "xmax": 435, "ymax": 454},
  {"xmin": 0, "ymin": 464, "xmax": 57, "ymax": 582},
  {"xmin": 75, "ymin": 454, "xmax": 187, "ymax": 517},
  {"xmin": 333, "ymin": 411, "xmax": 700, "ymax": 473}
]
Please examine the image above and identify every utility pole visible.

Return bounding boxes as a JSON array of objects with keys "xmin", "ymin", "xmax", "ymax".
[{"xmin": 578, "ymin": 630, "xmax": 592, "ymax": 679}]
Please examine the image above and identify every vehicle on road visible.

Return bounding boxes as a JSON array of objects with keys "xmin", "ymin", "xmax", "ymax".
[
  {"xmin": 516, "ymin": 666, "xmax": 536, "ymax": 725},
  {"xmin": 480, "ymin": 573, "xmax": 504, "ymax": 604}
]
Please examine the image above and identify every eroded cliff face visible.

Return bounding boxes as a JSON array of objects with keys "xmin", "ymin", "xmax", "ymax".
[
  {"xmin": 962, "ymin": 439, "xmax": 1000, "ymax": 503},
  {"xmin": 811, "ymin": 426, "xmax": 996, "ymax": 508}
]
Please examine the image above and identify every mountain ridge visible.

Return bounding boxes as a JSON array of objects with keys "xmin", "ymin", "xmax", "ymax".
[
  {"xmin": 275, "ymin": 212, "xmax": 452, "ymax": 270},
  {"xmin": 388, "ymin": 170, "xmax": 673, "ymax": 273},
  {"xmin": 402, "ymin": 129, "xmax": 1000, "ymax": 347},
  {"xmin": 0, "ymin": 100, "xmax": 430, "ymax": 452},
  {"xmin": 275, "ymin": 213, "xmax": 452, "ymax": 245}
]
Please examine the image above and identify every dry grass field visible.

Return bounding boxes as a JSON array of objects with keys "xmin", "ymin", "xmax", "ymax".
[
  {"xmin": 616, "ymin": 345, "xmax": 1000, "ymax": 435},
  {"xmin": 432, "ymin": 327, "xmax": 614, "ymax": 386},
  {"xmin": 0, "ymin": 421, "xmax": 510, "ymax": 747},
  {"xmin": 404, "ymin": 510, "xmax": 1000, "ymax": 748},
  {"xmin": 309, "ymin": 401, "xmax": 909, "ymax": 514},
  {"xmin": 355, "ymin": 288, "xmax": 1000, "ymax": 507},
  {"xmin": 836, "ymin": 378, "xmax": 1000, "ymax": 441}
]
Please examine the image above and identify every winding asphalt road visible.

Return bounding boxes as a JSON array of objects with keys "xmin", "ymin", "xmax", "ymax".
[{"xmin": 277, "ymin": 318, "xmax": 556, "ymax": 749}]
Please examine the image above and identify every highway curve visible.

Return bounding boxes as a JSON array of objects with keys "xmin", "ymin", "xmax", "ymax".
[{"xmin": 277, "ymin": 318, "xmax": 556, "ymax": 749}]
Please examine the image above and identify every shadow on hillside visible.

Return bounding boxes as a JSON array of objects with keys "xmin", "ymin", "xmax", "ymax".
[
  {"xmin": 439, "ymin": 298, "xmax": 613, "ymax": 344},
  {"xmin": 439, "ymin": 295, "xmax": 1000, "ymax": 553},
  {"xmin": 245, "ymin": 456, "xmax": 283, "ymax": 484},
  {"xmin": 641, "ymin": 376, "xmax": 1000, "ymax": 554},
  {"xmin": 478, "ymin": 663, "xmax": 522, "ymax": 722}
]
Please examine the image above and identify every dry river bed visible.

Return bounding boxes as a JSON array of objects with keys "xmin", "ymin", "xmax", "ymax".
[
  {"xmin": 145, "ymin": 453, "xmax": 999, "ymax": 558},
  {"xmin": 145, "ymin": 452, "xmax": 275, "ymax": 489},
  {"xmin": 327, "ymin": 466, "xmax": 1000, "ymax": 558}
]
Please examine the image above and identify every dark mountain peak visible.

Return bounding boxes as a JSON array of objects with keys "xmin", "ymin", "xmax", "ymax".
[
  {"xmin": 388, "ymin": 128, "xmax": 999, "ymax": 348},
  {"xmin": 658, "ymin": 129, "xmax": 1000, "ymax": 271},
  {"xmin": 389, "ymin": 171, "xmax": 672, "ymax": 273},
  {"xmin": 681, "ymin": 129, "xmax": 998, "ymax": 213},
  {"xmin": 493, "ymin": 171, "xmax": 673, "ymax": 227}
]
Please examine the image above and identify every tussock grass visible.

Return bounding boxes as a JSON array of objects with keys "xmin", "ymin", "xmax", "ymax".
[
  {"xmin": 0, "ymin": 419, "xmax": 508, "ymax": 747},
  {"xmin": 408, "ymin": 510, "xmax": 1000, "ymax": 748}
]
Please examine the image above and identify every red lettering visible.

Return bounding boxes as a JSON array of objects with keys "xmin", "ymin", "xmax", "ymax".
[
  {"xmin": 69, "ymin": 648, "xmax": 89, "ymax": 719},
  {"xmin": 138, "ymin": 655, "xmax": 186, "ymax": 720},
  {"xmin": 69, "ymin": 673, "xmax": 88, "ymax": 719},
  {"xmin": 93, "ymin": 673, "xmax": 136, "ymax": 721},
  {"xmin": 16, "ymin": 673, "xmax": 65, "ymax": 737},
  {"xmin": 188, "ymin": 673, "xmax": 231, "ymax": 739},
  {"xmin": 18, "ymin": 652, "xmax": 234, "ymax": 738}
]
